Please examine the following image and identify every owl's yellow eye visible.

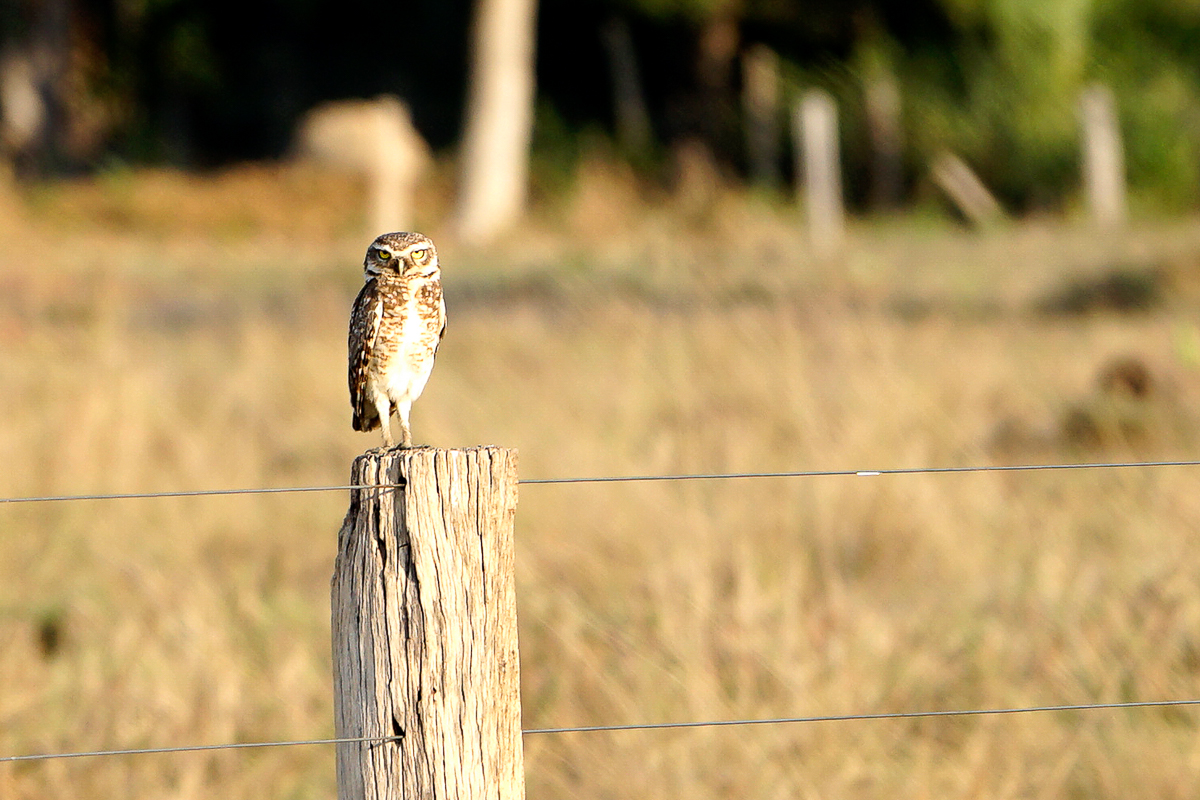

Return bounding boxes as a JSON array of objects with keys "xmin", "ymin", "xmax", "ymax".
[
  {"xmin": 377, "ymin": 249, "xmax": 392, "ymax": 261},
  {"xmin": 410, "ymin": 248, "xmax": 429, "ymax": 263}
]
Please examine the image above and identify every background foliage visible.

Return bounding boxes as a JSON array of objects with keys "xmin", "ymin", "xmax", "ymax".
[{"xmin": 2, "ymin": 0, "xmax": 1199, "ymax": 211}]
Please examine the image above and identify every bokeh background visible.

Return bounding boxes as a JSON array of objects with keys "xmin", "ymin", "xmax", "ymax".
[{"xmin": 4, "ymin": 0, "xmax": 1200, "ymax": 798}]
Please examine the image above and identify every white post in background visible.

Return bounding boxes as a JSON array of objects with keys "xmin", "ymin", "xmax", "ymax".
[
  {"xmin": 1079, "ymin": 83, "xmax": 1126, "ymax": 227},
  {"xmin": 793, "ymin": 89, "xmax": 844, "ymax": 255}
]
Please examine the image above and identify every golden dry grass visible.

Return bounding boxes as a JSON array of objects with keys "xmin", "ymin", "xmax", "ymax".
[{"xmin": 3, "ymin": 163, "xmax": 1200, "ymax": 798}]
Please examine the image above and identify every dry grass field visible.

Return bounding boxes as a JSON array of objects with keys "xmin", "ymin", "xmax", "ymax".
[{"xmin": 4, "ymin": 161, "xmax": 1200, "ymax": 798}]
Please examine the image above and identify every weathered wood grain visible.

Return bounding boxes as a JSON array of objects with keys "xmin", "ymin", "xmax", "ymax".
[{"xmin": 332, "ymin": 446, "xmax": 523, "ymax": 800}]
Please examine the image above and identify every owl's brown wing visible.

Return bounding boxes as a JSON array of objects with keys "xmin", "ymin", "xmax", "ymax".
[
  {"xmin": 435, "ymin": 292, "xmax": 446, "ymax": 350},
  {"xmin": 348, "ymin": 279, "xmax": 383, "ymax": 432}
]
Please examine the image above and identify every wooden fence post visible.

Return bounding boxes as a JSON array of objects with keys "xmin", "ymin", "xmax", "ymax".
[
  {"xmin": 930, "ymin": 151, "xmax": 1004, "ymax": 227},
  {"xmin": 332, "ymin": 446, "xmax": 523, "ymax": 800},
  {"xmin": 793, "ymin": 89, "xmax": 844, "ymax": 255},
  {"xmin": 1079, "ymin": 83, "xmax": 1126, "ymax": 227}
]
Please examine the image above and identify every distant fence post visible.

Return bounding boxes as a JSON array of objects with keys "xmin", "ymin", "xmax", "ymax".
[
  {"xmin": 793, "ymin": 89, "xmax": 844, "ymax": 255},
  {"xmin": 332, "ymin": 446, "xmax": 523, "ymax": 800},
  {"xmin": 1079, "ymin": 83, "xmax": 1126, "ymax": 227},
  {"xmin": 931, "ymin": 151, "xmax": 1004, "ymax": 227}
]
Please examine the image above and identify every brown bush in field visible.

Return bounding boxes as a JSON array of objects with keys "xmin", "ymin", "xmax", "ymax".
[{"xmin": 4, "ymin": 168, "xmax": 1200, "ymax": 799}]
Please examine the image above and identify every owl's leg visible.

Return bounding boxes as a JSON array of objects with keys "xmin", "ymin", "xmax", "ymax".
[
  {"xmin": 396, "ymin": 400, "xmax": 414, "ymax": 448},
  {"xmin": 375, "ymin": 396, "xmax": 394, "ymax": 448}
]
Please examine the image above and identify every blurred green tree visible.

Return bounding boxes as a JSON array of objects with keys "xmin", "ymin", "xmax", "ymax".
[{"xmin": 1, "ymin": 0, "xmax": 1198, "ymax": 212}]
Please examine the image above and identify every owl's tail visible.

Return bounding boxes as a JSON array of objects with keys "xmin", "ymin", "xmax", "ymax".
[{"xmin": 352, "ymin": 406, "xmax": 380, "ymax": 432}]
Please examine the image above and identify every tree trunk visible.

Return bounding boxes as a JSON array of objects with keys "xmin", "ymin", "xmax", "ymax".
[
  {"xmin": 454, "ymin": 0, "xmax": 539, "ymax": 245},
  {"xmin": 742, "ymin": 44, "xmax": 781, "ymax": 190},
  {"xmin": 0, "ymin": 0, "xmax": 71, "ymax": 176},
  {"xmin": 601, "ymin": 18, "xmax": 652, "ymax": 153}
]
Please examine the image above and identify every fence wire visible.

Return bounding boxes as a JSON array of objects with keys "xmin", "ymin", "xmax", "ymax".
[
  {"xmin": 0, "ymin": 735, "xmax": 395, "ymax": 764},
  {"xmin": 521, "ymin": 698, "xmax": 1200, "ymax": 735},
  {"xmin": 3, "ymin": 458, "xmax": 1199, "ymax": 767},
  {"xmin": 3, "ymin": 699, "xmax": 1197, "ymax": 764},
  {"xmin": 3, "ymin": 459, "xmax": 1199, "ymax": 504}
]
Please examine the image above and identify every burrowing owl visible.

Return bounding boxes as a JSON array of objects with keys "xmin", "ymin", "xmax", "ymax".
[{"xmin": 348, "ymin": 232, "xmax": 446, "ymax": 448}]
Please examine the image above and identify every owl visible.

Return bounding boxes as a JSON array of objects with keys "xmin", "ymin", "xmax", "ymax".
[{"xmin": 348, "ymin": 232, "xmax": 446, "ymax": 448}]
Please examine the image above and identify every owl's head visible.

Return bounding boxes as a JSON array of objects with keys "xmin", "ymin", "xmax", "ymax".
[{"xmin": 363, "ymin": 232, "xmax": 439, "ymax": 279}]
